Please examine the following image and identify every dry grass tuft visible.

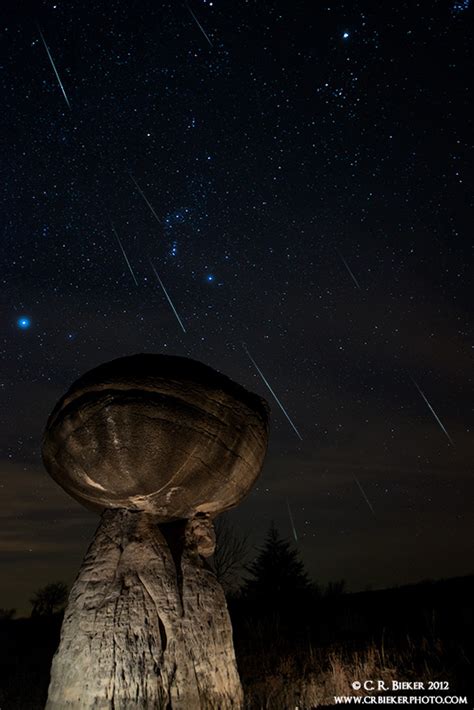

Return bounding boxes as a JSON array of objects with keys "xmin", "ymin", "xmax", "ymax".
[{"xmin": 241, "ymin": 636, "xmax": 457, "ymax": 709}]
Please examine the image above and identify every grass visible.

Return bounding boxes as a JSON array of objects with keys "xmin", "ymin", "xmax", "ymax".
[
  {"xmin": 0, "ymin": 613, "xmax": 471, "ymax": 708},
  {"xmin": 238, "ymin": 635, "xmax": 467, "ymax": 709}
]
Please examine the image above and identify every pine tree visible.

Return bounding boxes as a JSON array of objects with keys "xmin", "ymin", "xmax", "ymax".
[{"xmin": 242, "ymin": 523, "xmax": 313, "ymax": 608}]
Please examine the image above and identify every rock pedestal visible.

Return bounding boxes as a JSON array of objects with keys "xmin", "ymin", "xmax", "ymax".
[
  {"xmin": 46, "ymin": 510, "xmax": 241, "ymax": 709},
  {"xmin": 42, "ymin": 354, "xmax": 269, "ymax": 709}
]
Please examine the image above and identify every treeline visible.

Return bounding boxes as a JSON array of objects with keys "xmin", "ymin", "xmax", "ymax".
[
  {"xmin": 0, "ymin": 522, "xmax": 472, "ymax": 709},
  {"xmin": 219, "ymin": 522, "xmax": 474, "ymax": 648}
]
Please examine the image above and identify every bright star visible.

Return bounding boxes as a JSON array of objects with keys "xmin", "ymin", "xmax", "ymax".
[
  {"xmin": 343, "ymin": 32, "xmax": 349, "ymax": 39},
  {"xmin": 206, "ymin": 274, "xmax": 215, "ymax": 282},
  {"xmin": 453, "ymin": 0, "xmax": 470, "ymax": 14},
  {"xmin": 17, "ymin": 316, "xmax": 31, "ymax": 330}
]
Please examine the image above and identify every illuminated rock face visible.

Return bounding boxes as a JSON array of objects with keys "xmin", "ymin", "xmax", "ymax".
[
  {"xmin": 43, "ymin": 354, "xmax": 268, "ymax": 520},
  {"xmin": 42, "ymin": 354, "xmax": 269, "ymax": 710}
]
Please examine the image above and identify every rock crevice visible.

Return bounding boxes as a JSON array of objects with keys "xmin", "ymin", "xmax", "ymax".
[
  {"xmin": 42, "ymin": 354, "xmax": 269, "ymax": 709},
  {"xmin": 47, "ymin": 509, "xmax": 243, "ymax": 709}
]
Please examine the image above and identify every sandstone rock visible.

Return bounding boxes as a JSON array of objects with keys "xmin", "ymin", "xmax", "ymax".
[
  {"xmin": 46, "ymin": 510, "xmax": 243, "ymax": 710},
  {"xmin": 42, "ymin": 354, "xmax": 269, "ymax": 709},
  {"xmin": 42, "ymin": 354, "xmax": 269, "ymax": 521}
]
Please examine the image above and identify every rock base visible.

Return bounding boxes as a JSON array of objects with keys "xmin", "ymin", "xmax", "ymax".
[{"xmin": 46, "ymin": 509, "xmax": 243, "ymax": 709}]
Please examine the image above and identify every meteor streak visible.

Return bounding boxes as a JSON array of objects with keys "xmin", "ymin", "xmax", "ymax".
[
  {"xmin": 353, "ymin": 475, "xmax": 376, "ymax": 518},
  {"xmin": 336, "ymin": 248, "xmax": 361, "ymax": 290},
  {"xmin": 242, "ymin": 343, "xmax": 302, "ymax": 441},
  {"xmin": 410, "ymin": 376, "xmax": 454, "ymax": 446},
  {"xmin": 286, "ymin": 498, "xmax": 298, "ymax": 542},
  {"xmin": 110, "ymin": 222, "xmax": 139, "ymax": 286},
  {"xmin": 129, "ymin": 174, "xmax": 162, "ymax": 225},
  {"xmin": 150, "ymin": 260, "xmax": 186, "ymax": 333},
  {"xmin": 38, "ymin": 27, "xmax": 71, "ymax": 110},
  {"xmin": 185, "ymin": 2, "xmax": 213, "ymax": 48}
]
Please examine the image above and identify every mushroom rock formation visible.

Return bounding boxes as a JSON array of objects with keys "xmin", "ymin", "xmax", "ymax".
[{"xmin": 42, "ymin": 354, "xmax": 269, "ymax": 709}]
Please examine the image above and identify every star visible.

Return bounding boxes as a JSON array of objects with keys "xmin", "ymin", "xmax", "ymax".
[
  {"xmin": 343, "ymin": 32, "xmax": 350, "ymax": 39},
  {"xmin": 206, "ymin": 274, "xmax": 215, "ymax": 282},
  {"xmin": 17, "ymin": 316, "xmax": 32, "ymax": 330},
  {"xmin": 452, "ymin": 0, "xmax": 470, "ymax": 14}
]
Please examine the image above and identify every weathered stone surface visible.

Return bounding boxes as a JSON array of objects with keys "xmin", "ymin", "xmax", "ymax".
[
  {"xmin": 46, "ymin": 510, "xmax": 244, "ymax": 710},
  {"xmin": 42, "ymin": 354, "xmax": 269, "ymax": 709},
  {"xmin": 42, "ymin": 354, "xmax": 269, "ymax": 520}
]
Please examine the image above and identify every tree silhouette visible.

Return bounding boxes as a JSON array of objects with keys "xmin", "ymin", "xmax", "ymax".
[
  {"xmin": 324, "ymin": 579, "xmax": 346, "ymax": 599},
  {"xmin": 0, "ymin": 608, "xmax": 15, "ymax": 622},
  {"xmin": 30, "ymin": 582, "xmax": 68, "ymax": 617},
  {"xmin": 211, "ymin": 515, "xmax": 249, "ymax": 593},
  {"xmin": 242, "ymin": 523, "xmax": 313, "ymax": 609}
]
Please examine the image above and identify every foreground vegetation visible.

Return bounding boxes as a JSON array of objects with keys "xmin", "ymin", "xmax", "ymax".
[
  {"xmin": 0, "ymin": 617, "xmax": 470, "ymax": 709},
  {"xmin": 0, "ymin": 526, "xmax": 472, "ymax": 707},
  {"xmin": 237, "ymin": 633, "xmax": 470, "ymax": 708}
]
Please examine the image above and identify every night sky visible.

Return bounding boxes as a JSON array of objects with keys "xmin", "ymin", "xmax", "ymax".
[{"xmin": 1, "ymin": 0, "xmax": 473, "ymax": 615}]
